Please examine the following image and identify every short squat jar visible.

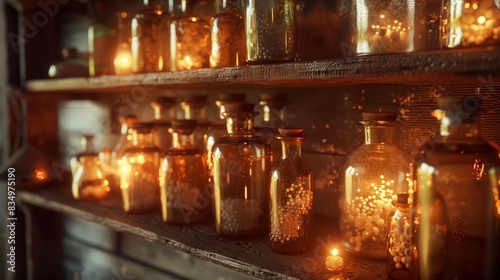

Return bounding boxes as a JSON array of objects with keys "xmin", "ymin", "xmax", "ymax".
[
  {"xmin": 120, "ymin": 122, "xmax": 161, "ymax": 213},
  {"xmin": 244, "ymin": 0, "xmax": 297, "ymax": 63},
  {"xmin": 442, "ymin": 0, "xmax": 500, "ymax": 48},
  {"xmin": 212, "ymin": 103, "xmax": 272, "ymax": 238},
  {"xmin": 351, "ymin": 0, "xmax": 426, "ymax": 55},
  {"xmin": 339, "ymin": 112, "xmax": 411, "ymax": 259},
  {"xmin": 270, "ymin": 128, "xmax": 314, "ymax": 254},
  {"xmin": 160, "ymin": 120, "xmax": 210, "ymax": 224}
]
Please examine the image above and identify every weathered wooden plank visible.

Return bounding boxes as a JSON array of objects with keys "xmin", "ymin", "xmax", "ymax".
[
  {"xmin": 18, "ymin": 185, "xmax": 386, "ymax": 280},
  {"xmin": 26, "ymin": 48, "xmax": 500, "ymax": 92}
]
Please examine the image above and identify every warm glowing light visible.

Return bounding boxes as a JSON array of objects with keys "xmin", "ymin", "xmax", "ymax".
[
  {"xmin": 191, "ymin": 17, "xmax": 197, "ymax": 22},
  {"xmin": 464, "ymin": 3, "xmax": 470, "ymax": 9},
  {"xmin": 121, "ymin": 12, "xmax": 128, "ymax": 18},
  {"xmin": 244, "ymin": 186, "xmax": 248, "ymax": 200},
  {"xmin": 478, "ymin": 16, "xmax": 486, "ymax": 24},
  {"xmin": 472, "ymin": 3, "xmax": 478, "ymax": 10},
  {"xmin": 35, "ymin": 169, "xmax": 47, "ymax": 181},
  {"xmin": 332, "ymin": 248, "xmax": 339, "ymax": 256},
  {"xmin": 380, "ymin": 14, "xmax": 385, "ymax": 19}
]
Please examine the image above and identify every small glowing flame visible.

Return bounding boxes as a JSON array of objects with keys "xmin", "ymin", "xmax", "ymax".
[
  {"xmin": 244, "ymin": 186, "xmax": 248, "ymax": 200},
  {"xmin": 331, "ymin": 248, "xmax": 339, "ymax": 256},
  {"xmin": 35, "ymin": 169, "xmax": 47, "ymax": 181}
]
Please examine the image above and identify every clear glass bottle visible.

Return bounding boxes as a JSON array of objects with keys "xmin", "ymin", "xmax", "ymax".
[
  {"xmin": 210, "ymin": 0, "xmax": 246, "ymax": 68},
  {"xmin": 244, "ymin": 0, "xmax": 297, "ymax": 63},
  {"xmin": 131, "ymin": 0, "xmax": 171, "ymax": 73},
  {"xmin": 48, "ymin": 48, "xmax": 88, "ymax": 78},
  {"xmin": 212, "ymin": 102, "xmax": 272, "ymax": 238},
  {"xmin": 180, "ymin": 95, "xmax": 211, "ymax": 152},
  {"xmin": 160, "ymin": 119, "xmax": 210, "ymax": 224},
  {"xmin": 270, "ymin": 128, "xmax": 314, "ymax": 254},
  {"xmin": 441, "ymin": 0, "xmax": 500, "ymax": 48},
  {"xmin": 339, "ymin": 112, "xmax": 412, "ymax": 259},
  {"xmin": 70, "ymin": 134, "xmax": 96, "ymax": 177},
  {"xmin": 387, "ymin": 193, "xmax": 411, "ymax": 280},
  {"xmin": 411, "ymin": 97, "xmax": 500, "ymax": 280},
  {"xmin": 256, "ymin": 93, "xmax": 288, "ymax": 162},
  {"xmin": 72, "ymin": 144, "xmax": 110, "ymax": 201},
  {"xmin": 88, "ymin": 0, "xmax": 117, "ymax": 76},
  {"xmin": 350, "ymin": 0, "xmax": 426, "ymax": 55},
  {"xmin": 114, "ymin": 11, "xmax": 133, "ymax": 75},
  {"xmin": 120, "ymin": 122, "xmax": 162, "ymax": 213},
  {"xmin": 170, "ymin": 0, "xmax": 211, "ymax": 71},
  {"xmin": 151, "ymin": 97, "xmax": 176, "ymax": 152}
]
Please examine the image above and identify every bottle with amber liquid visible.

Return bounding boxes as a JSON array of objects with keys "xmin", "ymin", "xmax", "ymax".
[
  {"xmin": 131, "ymin": 0, "xmax": 171, "ymax": 73},
  {"xmin": 120, "ymin": 122, "xmax": 162, "ymax": 213},
  {"xmin": 270, "ymin": 128, "xmax": 313, "ymax": 254},
  {"xmin": 170, "ymin": 0, "xmax": 211, "ymax": 71},
  {"xmin": 88, "ymin": 0, "xmax": 117, "ymax": 76},
  {"xmin": 114, "ymin": 11, "xmax": 133, "ymax": 75},
  {"xmin": 210, "ymin": 0, "xmax": 246, "ymax": 68},
  {"xmin": 151, "ymin": 97, "xmax": 176, "ymax": 153},
  {"xmin": 212, "ymin": 103, "xmax": 272, "ymax": 238},
  {"xmin": 411, "ymin": 97, "xmax": 500, "ymax": 280},
  {"xmin": 160, "ymin": 120, "xmax": 210, "ymax": 224}
]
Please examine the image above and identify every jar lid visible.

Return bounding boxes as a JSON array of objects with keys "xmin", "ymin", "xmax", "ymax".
[
  {"xmin": 130, "ymin": 122, "xmax": 155, "ymax": 132},
  {"xmin": 362, "ymin": 112, "xmax": 398, "ymax": 121},
  {"xmin": 152, "ymin": 97, "xmax": 176, "ymax": 109},
  {"xmin": 260, "ymin": 93, "xmax": 288, "ymax": 102},
  {"xmin": 217, "ymin": 93, "xmax": 246, "ymax": 102},
  {"xmin": 171, "ymin": 119, "xmax": 197, "ymax": 130},
  {"xmin": 395, "ymin": 193, "xmax": 409, "ymax": 205},
  {"xmin": 225, "ymin": 102, "xmax": 255, "ymax": 113},
  {"xmin": 183, "ymin": 95, "xmax": 207, "ymax": 104},
  {"xmin": 278, "ymin": 128, "xmax": 304, "ymax": 137}
]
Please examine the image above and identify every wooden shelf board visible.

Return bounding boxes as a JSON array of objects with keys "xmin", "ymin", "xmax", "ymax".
[
  {"xmin": 18, "ymin": 185, "xmax": 386, "ymax": 280},
  {"xmin": 26, "ymin": 48, "xmax": 500, "ymax": 93}
]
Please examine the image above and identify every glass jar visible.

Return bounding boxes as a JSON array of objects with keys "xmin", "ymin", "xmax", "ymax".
[
  {"xmin": 48, "ymin": 48, "xmax": 88, "ymax": 78},
  {"xmin": 350, "ymin": 0, "xmax": 426, "ymax": 55},
  {"xmin": 70, "ymin": 134, "xmax": 96, "ymax": 177},
  {"xmin": 170, "ymin": 0, "xmax": 211, "ymax": 71},
  {"xmin": 270, "ymin": 128, "xmax": 314, "ymax": 254},
  {"xmin": 131, "ymin": 0, "xmax": 171, "ymax": 73},
  {"xmin": 210, "ymin": 0, "xmax": 246, "ymax": 68},
  {"xmin": 256, "ymin": 93, "xmax": 288, "ymax": 162},
  {"xmin": 387, "ymin": 193, "xmax": 411, "ymax": 280},
  {"xmin": 111, "ymin": 114, "xmax": 138, "ymax": 176},
  {"xmin": 120, "ymin": 122, "xmax": 162, "ymax": 213},
  {"xmin": 244, "ymin": 0, "xmax": 297, "ymax": 63},
  {"xmin": 160, "ymin": 120, "xmax": 210, "ymax": 224},
  {"xmin": 442, "ymin": 0, "xmax": 500, "ymax": 48},
  {"xmin": 411, "ymin": 97, "xmax": 500, "ymax": 280},
  {"xmin": 72, "ymin": 153, "xmax": 110, "ymax": 201},
  {"xmin": 339, "ymin": 112, "xmax": 412, "ymax": 259},
  {"xmin": 180, "ymin": 95, "xmax": 211, "ymax": 152},
  {"xmin": 151, "ymin": 97, "xmax": 176, "ymax": 152},
  {"xmin": 212, "ymin": 103, "xmax": 272, "ymax": 238},
  {"xmin": 88, "ymin": 0, "xmax": 117, "ymax": 76},
  {"xmin": 114, "ymin": 11, "xmax": 133, "ymax": 75}
]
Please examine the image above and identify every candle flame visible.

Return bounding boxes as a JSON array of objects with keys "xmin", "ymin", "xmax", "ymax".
[
  {"xmin": 244, "ymin": 186, "xmax": 248, "ymax": 200},
  {"xmin": 332, "ymin": 248, "xmax": 339, "ymax": 256}
]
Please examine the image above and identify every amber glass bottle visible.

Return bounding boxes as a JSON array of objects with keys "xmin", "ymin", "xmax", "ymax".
[
  {"xmin": 88, "ymin": 0, "xmax": 117, "ymax": 76},
  {"xmin": 151, "ymin": 97, "xmax": 176, "ymax": 153},
  {"xmin": 212, "ymin": 103, "xmax": 272, "ymax": 238},
  {"xmin": 270, "ymin": 128, "xmax": 313, "ymax": 254}
]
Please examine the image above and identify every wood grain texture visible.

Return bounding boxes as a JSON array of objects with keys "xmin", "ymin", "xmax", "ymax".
[
  {"xmin": 26, "ymin": 48, "xmax": 500, "ymax": 93},
  {"xmin": 18, "ymin": 185, "xmax": 386, "ymax": 280}
]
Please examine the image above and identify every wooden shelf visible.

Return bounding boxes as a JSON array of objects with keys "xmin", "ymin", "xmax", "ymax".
[
  {"xmin": 18, "ymin": 185, "xmax": 386, "ymax": 280},
  {"xmin": 26, "ymin": 48, "xmax": 500, "ymax": 93}
]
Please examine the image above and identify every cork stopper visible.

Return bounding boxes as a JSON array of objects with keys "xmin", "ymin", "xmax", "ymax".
[
  {"xmin": 152, "ymin": 97, "xmax": 176, "ymax": 109},
  {"xmin": 171, "ymin": 119, "xmax": 197, "ymax": 130},
  {"xmin": 218, "ymin": 93, "xmax": 246, "ymax": 102},
  {"xmin": 362, "ymin": 112, "xmax": 398, "ymax": 121},
  {"xmin": 225, "ymin": 102, "xmax": 256, "ymax": 113},
  {"xmin": 184, "ymin": 95, "xmax": 208, "ymax": 104},
  {"xmin": 278, "ymin": 128, "xmax": 304, "ymax": 137},
  {"xmin": 395, "ymin": 193, "xmax": 409, "ymax": 206}
]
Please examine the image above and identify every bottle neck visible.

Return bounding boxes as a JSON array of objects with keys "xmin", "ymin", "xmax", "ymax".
[
  {"xmin": 261, "ymin": 104, "xmax": 286, "ymax": 127},
  {"xmin": 225, "ymin": 113, "xmax": 256, "ymax": 135},
  {"xmin": 182, "ymin": 103, "xmax": 207, "ymax": 121},
  {"xmin": 281, "ymin": 140, "xmax": 302, "ymax": 159},
  {"xmin": 132, "ymin": 131, "xmax": 155, "ymax": 147},
  {"xmin": 171, "ymin": 130, "xmax": 195, "ymax": 149},
  {"xmin": 364, "ymin": 125, "xmax": 398, "ymax": 144}
]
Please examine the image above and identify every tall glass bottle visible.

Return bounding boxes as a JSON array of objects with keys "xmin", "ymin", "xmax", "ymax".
[
  {"xmin": 112, "ymin": 114, "xmax": 138, "ymax": 176},
  {"xmin": 387, "ymin": 193, "xmax": 411, "ymax": 280},
  {"xmin": 114, "ymin": 11, "xmax": 133, "ymax": 75},
  {"xmin": 339, "ymin": 112, "xmax": 411, "ymax": 259},
  {"xmin": 244, "ymin": 0, "xmax": 297, "ymax": 63},
  {"xmin": 170, "ymin": 0, "xmax": 211, "ymax": 71},
  {"xmin": 412, "ymin": 97, "xmax": 500, "ymax": 280},
  {"xmin": 180, "ymin": 95, "xmax": 211, "ymax": 152},
  {"xmin": 212, "ymin": 103, "xmax": 272, "ymax": 238},
  {"xmin": 256, "ymin": 93, "xmax": 288, "ymax": 161},
  {"xmin": 210, "ymin": 0, "xmax": 246, "ymax": 68},
  {"xmin": 270, "ymin": 128, "xmax": 314, "ymax": 254},
  {"xmin": 88, "ymin": 0, "xmax": 117, "ymax": 76},
  {"xmin": 160, "ymin": 120, "xmax": 210, "ymax": 224},
  {"xmin": 120, "ymin": 122, "xmax": 162, "ymax": 213},
  {"xmin": 131, "ymin": 0, "xmax": 171, "ymax": 73},
  {"xmin": 151, "ymin": 97, "xmax": 176, "ymax": 152}
]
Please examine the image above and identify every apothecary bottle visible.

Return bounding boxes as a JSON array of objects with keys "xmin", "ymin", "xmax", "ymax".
[
  {"xmin": 210, "ymin": 0, "xmax": 246, "ymax": 68},
  {"xmin": 442, "ymin": 0, "xmax": 500, "ymax": 48},
  {"xmin": 170, "ymin": 0, "xmax": 211, "ymax": 71},
  {"xmin": 151, "ymin": 97, "xmax": 176, "ymax": 153},
  {"xmin": 270, "ymin": 128, "xmax": 313, "ymax": 254},
  {"xmin": 160, "ymin": 120, "xmax": 210, "ymax": 224},
  {"xmin": 339, "ymin": 112, "xmax": 411, "ymax": 259},
  {"xmin": 120, "ymin": 122, "xmax": 161, "ymax": 213},
  {"xmin": 48, "ymin": 48, "xmax": 88, "ymax": 78},
  {"xmin": 70, "ymin": 134, "xmax": 96, "ymax": 177},
  {"xmin": 212, "ymin": 103, "xmax": 272, "ymax": 238},
  {"xmin": 256, "ymin": 93, "xmax": 288, "ymax": 161},
  {"xmin": 111, "ymin": 114, "xmax": 138, "ymax": 176},
  {"xmin": 114, "ymin": 11, "xmax": 133, "ymax": 75},
  {"xmin": 387, "ymin": 193, "xmax": 411, "ymax": 280},
  {"xmin": 180, "ymin": 95, "xmax": 211, "ymax": 152},
  {"xmin": 131, "ymin": 0, "xmax": 170, "ymax": 73},
  {"xmin": 245, "ymin": 0, "xmax": 297, "ymax": 63},
  {"xmin": 411, "ymin": 97, "xmax": 500, "ymax": 280},
  {"xmin": 350, "ymin": 0, "xmax": 426, "ymax": 55},
  {"xmin": 88, "ymin": 0, "xmax": 117, "ymax": 76}
]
